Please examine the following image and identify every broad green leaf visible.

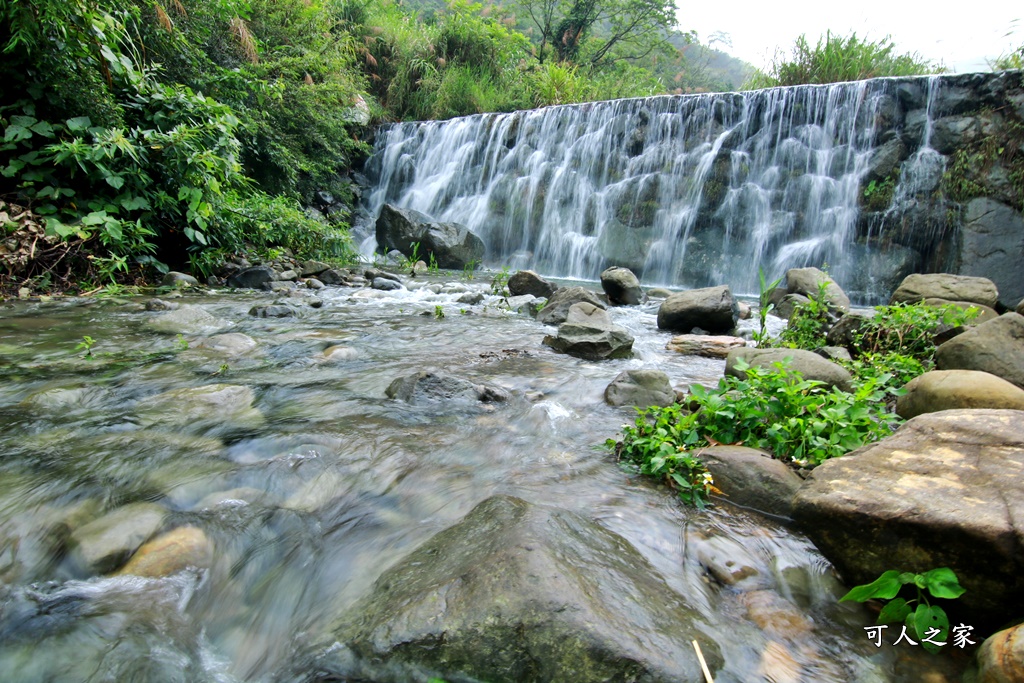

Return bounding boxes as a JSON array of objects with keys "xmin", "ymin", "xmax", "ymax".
[
  {"xmin": 66, "ymin": 117, "xmax": 92, "ymax": 132},
  {"xmin": 922, "ymin": 567, "xmax": 966, "ymax": 599},
  {"xmin": 29, "ymin": 120, "xmax": 54, "ymax": 138},
  {"xmin": 911, "ymin": 604, "xmax": 948, "ymax": 653},
  {"xmin": 104, "ymin": 175, "xmax": 125, "ymax": 190},
  {"xmin": 876, "ymin": 597, "xmax": 912, "ymax": 624},
  {"xmin": 839, "ymin": 570, "xmax": 902, "ymax": 602},
  {"xmin": 81, "ymin": 211, "xmax": 108, "ymax": 226},
  {"xmin": 4, "ymin": 125, "xmax": 31, "ymax": 142}
]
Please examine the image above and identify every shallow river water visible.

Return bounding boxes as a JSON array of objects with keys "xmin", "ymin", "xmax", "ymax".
[{"xmin": 0, "ymin": 277, "xmax": 956, "ymax": 682}]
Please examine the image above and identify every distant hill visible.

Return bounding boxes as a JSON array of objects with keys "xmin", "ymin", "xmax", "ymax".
[{"xmin": 396, "ymin": 0, "xmax": 755, "ymax": 93}]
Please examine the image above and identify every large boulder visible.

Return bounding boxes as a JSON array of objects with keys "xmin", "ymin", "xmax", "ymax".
[
  {"xmin": 978, "ymin": 624, "xmax": 1024, "ymax": 683},
  {"xmin": 604, "ymin": 369, "xmax": 675, "ymax": 407},
  {"xmin": 599, "ymin": 266, "xmax": 643, "ymax": 306},
  {"xmin": 657, "ymin": 285, "xmax": 739, "ymax": 334},
  {"xmin": 543, "ymin": 302, "xmax": 633, "ymax": 360},
  {"xmin": 375, "ymin": 204, "xmax": 484, "ymax": 269},
  {"xmin": 935, "ymin": 313, "xmax": 1024, "ymax": 389},
  {"xmin": 698, "ymin": 446, "xmax": 803, "ymax": 518},
  {"xmin": 959, "ymin": 198, "xmax": 1024, "ymax": 308},
  {"xmin": 385, "ymin": 371, "xmax": 509, "ymax": 405},
  {"xmin": 226, "ymin": 265, "xmax": 277, "ymax": 289},
  {"xmin": 535, "ymin": 286, "xmax": 606, "ymax": 325},
  {"xmin": 889, "ymin": 273, "xmax": 999, "ymax": 308},
  {"xmin": 329, "ymin": 495, "xmax": 722, "ymax": 683},
  {"xmin": 792, "ymin": 409, "xmax": 1024, "ymax": 622},
  {"xmin": 507, "ymin": 270, "xmax": 557, "ymax": 298},
  {"xmin": 784, "ymin": 267, "xmax": 850, "ymax": 312},
  {"xmin": 896, "ymin": 370, "xmax": 1024, "ymax": 419},
  {"xmin": 725, "ymin": 347, "xmax": 854, "ymax": 392}
]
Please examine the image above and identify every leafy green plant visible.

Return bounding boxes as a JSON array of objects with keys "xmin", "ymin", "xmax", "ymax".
[
  {"xmin": 840, "ymin": 567, "xmax": 965, "ymax": 653},
  {"xmin": 490, "ymin": 265, "xmax": 511, "ymax": 297},
  {"xmin": 434, "ymin": 304, "xmax": 445, "ymax": 319},
  {"xmin": 610, "ymin": 358, "xmax": 901, "ymax": 470},
  {"xmin": 75, "ymin": 335, "xmax": 96, "ymax": 358},
  {"xmin": 403, "ymin": 241, "xmax": 422, "ymax": 271},
  {"xmin": 428, "ymin": 252, "xmax": 439, "ymax": 273},
  {"xmin": 862, "ymin": 176, "xmax": 896, "ymax": 212},
  {"xmin": 854, "ymin": 302, "xmax": 980, "ymax": 361},
  {"xmin": 176, "ymin": 334, "xmax": 189, "ymax": 351},
  {"xmin": 462, "ymin": 259, "xmax": 478, "ymax": 280},
  {"xmin": 755, "ymin": 267, "xmax": 784, "ymax": 345},
  {"xmin": 607, "ymin": 403, "xmax": 717, "ymax": 509},
  {"xmin": 778, "ymin": 276, "xmax": 833, "ymax": 350}
]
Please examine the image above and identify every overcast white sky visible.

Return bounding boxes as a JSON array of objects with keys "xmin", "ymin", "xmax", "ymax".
[{"xmin": 679, "ymin": 2, "xmax": 1024, "ymax": 73}]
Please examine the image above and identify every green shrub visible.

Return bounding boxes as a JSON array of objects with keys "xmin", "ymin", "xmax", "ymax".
[
  {"xmin": 745, "ymin": 31, "xmax": 941, "ymax": 88},
  {"xmin": 609, "ymin": 358, "xmax": 901, "ymax": 477},
  {"xmin": 854, "ymin": 302, "xmax": 980, "ymax": 362}
]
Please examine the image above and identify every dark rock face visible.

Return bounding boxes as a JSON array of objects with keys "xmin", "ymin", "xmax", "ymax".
[
  {"xmin": 792, "ymin": 409, "xmax": 1024, "ymax": 624},
  {"xmin": 249, "ymin": 305, "xmax": 295, "ymax": 318},
  {"xmin": 507, "ymin": 270, "xmax": 557, "ymax": 298},
  {"xmin": 227, "ymin": 266, "xmax": 277, "ymax": 289},
  {"xmin": 960, "ymin": 198, "xmax": 1024, "ymax": 308},
  {"xmin": 935, "ymin": 313, "xmax": 1024, "ymax": 389},
  {"xmin": 657, "ymin": 285, "xmax": 738, "ymax": 334},
  {"xmin": 599, "ymin": 266, "xmax": 643, "ymax": 305},
  {"xmin": 542, "ymin": 302, "xmax": 634, "ymax": 360},
  {"xmin": 604, "ymin": 369, "xmax": 674, "ymax": 407},
  {"xmin": 535, "ymin": 287, "xmax": 606, "ymax": 325},
  {"xmin": 329, "ymin": 495, "xmax": 722, "ymax": 683},
  {"xmin": 725, "ymin": 347, "xmax": 854, "ymax": 392},
  {"xmin": 385, "ymin": 371, "xmax": 509, "ymax": 404},
  {"xmin": 375, "ymin": 204, "xmax": 484, "ymax": 269}
]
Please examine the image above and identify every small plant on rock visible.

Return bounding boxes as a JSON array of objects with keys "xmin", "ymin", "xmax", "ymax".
[{"xmin": 840, "ymin": 567, "xmax": 966, "ymax": 653}]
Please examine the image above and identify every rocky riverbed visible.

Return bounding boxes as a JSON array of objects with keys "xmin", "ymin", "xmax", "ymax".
[{"xmin": 0, "ymin": 271, "xmax": 984, "ymax": 682}]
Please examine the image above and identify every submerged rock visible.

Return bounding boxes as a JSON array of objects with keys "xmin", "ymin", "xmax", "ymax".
[
  {"xmin": 328, "ymin": 495, "xmax": 722, "ymax": 683},
  {"xmin": 116, "ymin": 526, "xmax": 214, "ymax": 578},
  {"xmin": 137, "ymin": 384, "xmax": 264, "ymax": 433},
  {"xmin": 193, "ymin": 333, "xmax": 258, "ymax": 357},
  {"xmin": 147, "ymin": 304, "xmax": 230, "ymax": 336},
  {"xmin": 792, "ymin": 409, "xmax": 1024, "ymax": 622},
  {"xmin": 604, "ymin": 369, "xmax": 674, "ymax": 407},
  {"xmin": 542, "ymin": 302, "xmax": 634, "ymax": 360},
  {"xmin": 385, "ymin": 371, "xmax": 509, "ymax": 405},
  {"xmin": 69, "ymin": 502, "xmax": 167, "ymax": 575}
]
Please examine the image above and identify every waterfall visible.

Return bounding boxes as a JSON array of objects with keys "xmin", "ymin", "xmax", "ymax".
[{"xmin": 361, "ymin": 76, "xmax": 953, "ymax": 303}]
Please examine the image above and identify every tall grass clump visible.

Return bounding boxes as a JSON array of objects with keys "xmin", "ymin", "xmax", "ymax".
[{"xmin": 745, "ymin": 31, "xmax": 942, "ymax": 89}]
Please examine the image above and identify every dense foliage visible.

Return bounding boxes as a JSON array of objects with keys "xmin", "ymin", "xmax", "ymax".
[{"xmin": 745, "ymin": 31, "xmax": 942, "ymax": 89}]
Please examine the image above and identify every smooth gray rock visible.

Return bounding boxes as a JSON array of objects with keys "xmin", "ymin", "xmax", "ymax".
[
  {"xmin": 960, "ymin": 198, "xmax": 1024, "ymax": 308},
  {"xmin": 226, "ymin": 266, "xmax": 277, "ymax": 289},
  {"xmin": 69, "ymin": 503, "xmax": 167, "ymax": 575},
  {"xmin": 935, "ymin": 313, "xmax": 1024, "ymax": 389},
  {"xmin": 657, "ymin": 285, "xmax": 739, "ymax": 334},
  {"xmin": 300, "ymin": 260, "xmax": 331, "ymax": 277},
  {"xmin": 372, "ymin": 277, "xmax": 404, "ymax": 291},
  {"xmin": 792, "ymin": 409, "xmax": 1024, "ymax": 622},
  {"xmin": 249, "ymin": 304, "xmax": 296, "ymax": 318},
  {"xmin": 160, "ymin": 271, "xmax": 200, "ymax": 288},
  {"xmin": 193, "ymin": 333, "xmax": 258, "ymax": 356},
  {"xmin": 507, "ymin": 270, "xmax": 557, "ymax": 298},
  {"xmin": 725, "ymin": 347, "xmax": 854, "ymax": 392},
  {"xmin": 896, "ymin": 369, "xmax": 1024, "ymax": 419},
  {"xmin": 775, "ymin": 293, "xmax": 810, "ymax": 320},
  {"xmin": 386, "ymin": 371, "xmax": 509, "ymax": 404},
  {"xmin": 329, "ymin": 495, "xmax": 722, "ymax": 683},
  {"xmin": 890, "ymin": 273, "xmax": 999, "ymax": 308},
  {"xmin": 543, "ymin": 302, "xmax": 634, "ymax": 360},
  {"xmin": 535, "ymin": 286, "xmax": 606, "ymax": 325},
  {"xmin": 699, "ymin": 446, "xmax": 803, "ymax": 517},
  {"xmin": 604, "ymin": 369, "xmax": 675, "ymax": 407},
  {"xmin": 785, "ymin": 267, "xmax": 850, "ymax": 312},
  {"xmin": 147, "ymin": 305, "xmax": 230, "ymax": 335},
  {"xmin": 319, "ymin": 268, "xmax": 350, "ymax": 285},
  {"xmin": 600, "ymin": 266, "xmax": 643, "ymax": 306}
]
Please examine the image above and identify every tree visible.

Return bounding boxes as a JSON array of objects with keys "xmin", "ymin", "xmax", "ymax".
[{"xmin": 515, "ymin": 0, "xmax": 677, "ymax": 68}]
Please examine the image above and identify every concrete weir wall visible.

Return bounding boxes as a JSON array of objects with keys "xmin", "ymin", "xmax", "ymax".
[{"xmin": 361, "ymin": 71, "xmax": 1024, "ymax": 306}]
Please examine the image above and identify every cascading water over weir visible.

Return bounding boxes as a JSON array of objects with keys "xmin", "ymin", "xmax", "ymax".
[{"xmin": 360, "ymin": 71, "xmax": 1024, "ymax": 306}]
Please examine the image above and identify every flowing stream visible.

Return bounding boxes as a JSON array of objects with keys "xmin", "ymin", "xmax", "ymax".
[{"xmin": 0, "ymin": 283, "xmax": 956, "ymax": 682}]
